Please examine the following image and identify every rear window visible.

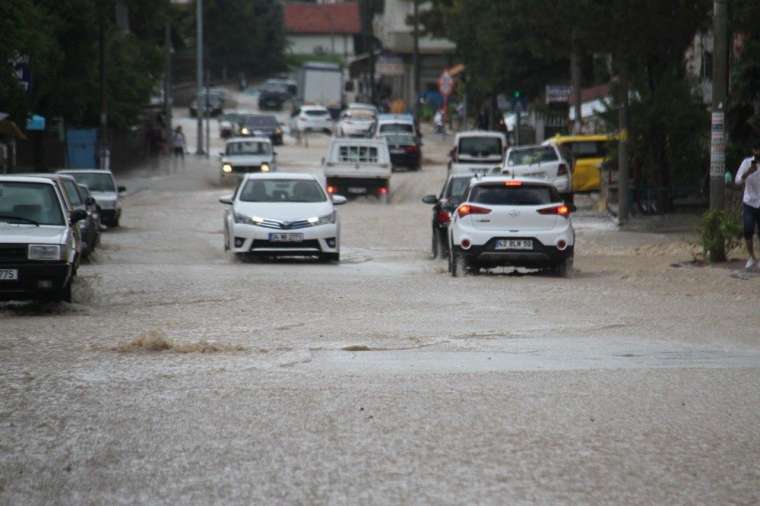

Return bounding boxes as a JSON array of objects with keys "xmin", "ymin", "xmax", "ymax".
[
  {"xmin": 305, "ymin": 110, "xmax": 329, "ymax": 117},
  {"xmin": 379, "ymin": 123, "xmax": 414, "ymax": 134},
  {"xmin": 385, "ymin": 134, "xmax": 415, "ymax": 146},
  {"xmin": 64, "ymin": 172, "xmax": 115, "ymax": 193},
  {"xmin": 445, "ymin": 177, "xmax": 471, "ymax": 200},
  {"xmin": 562, "ymin": 141, "xmax": 608, "ymax": 159},
  {"xmin": 338, "ymin": 145, "xmax": 379, "ymax": 163},
  {"xmin": 458, "ymin": 137, "xmax": 502, "ymax": 157},
  {"xmin": 507, "ymin": 146, "xmax": 558, "ymax": 166},
  {"xmin": 0, "ymin": 182, "xmax": 65, "ymax": 225},
  {"xmin": 469, "ymin": 184, "xmax": 559, "ymax": 206}
]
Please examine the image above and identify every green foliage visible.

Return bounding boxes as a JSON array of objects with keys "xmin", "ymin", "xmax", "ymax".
[{"xmin": 700, "ymin": 209, "xmax": 742, "ymax": 262}]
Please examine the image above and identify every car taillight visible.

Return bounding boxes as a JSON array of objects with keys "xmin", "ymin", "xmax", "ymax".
[
  {"xmin": 457, "ymin": 204, "xmax": 492, "ymax": 218},
  {"xmin": 327, "ymin": 185, "xmax": 336, "ymax": 194},
  {"xmin": 405, "ymin": 145, "xmax": 418, "ymax": 153},
  {"xmin": 557, "ymin": 163, "xmax": 569, "ymax": 176},
  {"xmin": 436, "ymin": 210, "xmax": 451, "ymax": 224},
  {"xmin": 504, "ymin": 180, "xmax": 523, "ymax": 187},
  {"xmin": 538, "ymin": 205, "xmax": 571, "ymax": 218},
  {"xmin": 378, "ymin": 187, "xmax": 388, "ymax": 194}
]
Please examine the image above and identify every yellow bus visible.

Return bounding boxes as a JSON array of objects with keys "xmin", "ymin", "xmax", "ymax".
[{"xmin": 543, "ymin": 134, "xmax": 617, "ymax": 192}]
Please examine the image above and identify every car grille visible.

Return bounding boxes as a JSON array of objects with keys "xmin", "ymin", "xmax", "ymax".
[
  {"xmin": 0, "ymin": 244, "xmax": 28, "ymax": 262},
  {"xmin": 231, "ymin": 165, "xmax": 261, "ymax": 173},
  {"xmin": 254, "ymin": 218, "xmax": 313, "ymax": 230},
  {"xmin": 251, "ymin": 239, "xmax": 321, "ymax": 250}
]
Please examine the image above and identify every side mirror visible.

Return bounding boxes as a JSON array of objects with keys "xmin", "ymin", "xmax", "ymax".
[
  {"xmin": 85, "ymin": 196, "xmax": 96, "ymax": 206},
  {"xmin": 70, "ymin": 209, "xmax": 88, "ymax": 223},
  {"xmin": 118, "ymin": 186, "xmax": 126, "ymax": 193},
  {"xmin": 332, "ymin": 194, "xmax": 347, "ymax": 205},
  {"xmin": 219, "ymin": 196, "xmax": 233, "ymax": 205},
  {"xmin": 421, "ymin": 194, "xmax": 438, "ymax": 205}
]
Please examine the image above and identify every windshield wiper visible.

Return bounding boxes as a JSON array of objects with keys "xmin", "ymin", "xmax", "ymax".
[{"xmin": 0, "ymin": 214, "xmax": 40, "ymax": 226}]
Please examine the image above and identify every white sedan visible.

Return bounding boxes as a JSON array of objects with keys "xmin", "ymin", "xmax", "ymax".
[{"xmin": 220, "ymin": 173, "xmax": 346, "ymax": 262}]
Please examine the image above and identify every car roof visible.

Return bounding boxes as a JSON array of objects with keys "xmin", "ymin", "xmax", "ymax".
[
  {"xmin": 507, "ymin": 144, "xmax": 556, "ymax": 152},
  {"xmin": 16, "ymin": 173, "xmax": 75, "ymax": 183},
  {"xmin": 0, "ymin": 175, "xmax": 59, "ymax": 186},
  {"xmin": 474, "ymin": 176, "xmax": 552, "ymax": 186},
  {"xmin": 242, "ymin": 172, "xmax": 316, "ymax": 181},
  {"xmin": 226, "ymin": 136, "xmax": 271, "ymax": 144},
  {"xmin": 455, "ymin": 130, "xmax": 506, "ymax": 140},
  {"xmin": 377, "ymin": 114, "xmax": 414, "ymax": 123},
  {"xmin": 57, "ymin": 169, "xmax": 113, "ymax": 175}
]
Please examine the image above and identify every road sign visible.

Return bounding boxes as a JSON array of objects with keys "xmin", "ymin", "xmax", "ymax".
[
  {"xmin": 438, "ymin": 71, "xmax": 454, "ymax": 97},
  {"xmin": 546, "ymin": 85, "xmax": 572, "ymax": 104}
]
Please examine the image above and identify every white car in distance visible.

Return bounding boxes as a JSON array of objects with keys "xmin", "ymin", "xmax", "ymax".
[
  {"xmin": 503, "ymin": 144, "xmax": 572, "ymax": 202},
  {"xmin": 220, "ymin": 173, "xmax": 346, "ymax": 262},
  {"xmin": 448, "ymin": 176, "xmax": 575, "ymax": 277},
  {"xmin": 220, "ymin": 137, "xmax": 276, "ymax": 181},
  {"xmin": 337, "ymin": 109, "xmax": 377, "ymax": 137},
  {"xmin": 292, "ymin": 105, "xmax": 334, "ymax": 134},
  {"xmin": 57, "ymin": 169, "xmax": 125, "ymax": 227}
]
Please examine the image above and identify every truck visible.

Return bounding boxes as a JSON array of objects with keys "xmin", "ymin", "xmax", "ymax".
[
  {"xmin": 322, "ymin": 138, "xmax": 392, "ymax": 204},
  {"xmin": 297, "ymin": 62, "xmax": 343, "ymax": 112}
]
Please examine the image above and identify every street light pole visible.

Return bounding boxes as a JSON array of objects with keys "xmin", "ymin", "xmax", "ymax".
[
  {"xmin": 412, "ymin": 0, "xmax": 420, "ymax": 121},
  {"xmin": 709, "ymin": 0, "xmax": 728, "ymax": 210},
  {"xmin": 195, "ymin": 0, "xmax": 204, "ymax": 155}
]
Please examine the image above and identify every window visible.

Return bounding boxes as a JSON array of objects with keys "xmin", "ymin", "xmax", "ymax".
[
  {"xmin": 306, "ymin": 110, "xmax": 329, "ymax": 117},
  {"xmin": 338, "ymin": 145, "xmax": 379, "ymax": 163},
  {"xmin": 226, "ymin": 141, "xmax": 270, "ymax": 156},
  {"xmin": 62, "ymin": 180, "xmax": 83, "ymax": 206},
  {"xmin": 507, "ymin": 146, "xmax": 559, "ymax": 166},
  {"xmin": 0, "ymin": 182, "xmax": 65, "ymax": 225},
  {"xmin": 445, "ymin": 177, "xmax": 471, "ymax": 200},
  {"xmin": 239, "ymin": 179, "xmax": 326, "ymax": 203},
  {"xmin": 469, "ymin": 184, "xmax": 558, "ymax": 206},
  {"xmin": 65, "ymin": 173, "xmax": 115, "ymax": 193},
  {"xmin": 568, "ymin": 141, "xmax": 607, "ymax": 159},
  {"xmin": 458, "ymin": 137, "xmax": 502, "ymax": 157},
  {"xmin": 379, "ymin": 123, "xmax": 414, "ymax": 134}
]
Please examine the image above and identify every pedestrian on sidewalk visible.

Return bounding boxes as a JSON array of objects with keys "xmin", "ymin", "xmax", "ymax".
[
  {"xmin": 734, "ymin": 145, "xmax": 760, "ymax": 271},
  {"xmin": 172, "ymin": 126, "xmax": 186, "ymax": 171}
]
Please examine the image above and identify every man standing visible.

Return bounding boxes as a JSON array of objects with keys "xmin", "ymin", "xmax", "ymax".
[
  {"xmin": 172, "ymin": 126, "xmax": 186, "ymax": 171},
  {"xmin": 735, "ymin": 145, "xmax": 760, "ymax": 270}
]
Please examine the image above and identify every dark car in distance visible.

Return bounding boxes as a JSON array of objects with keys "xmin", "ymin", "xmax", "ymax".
[
  {"xmin": 239, "ymin": 114, "xmax": 283, "ymax": 146},
  {"xmin": 385, "ymin": 133, "xmax": 421, "ymax": 171},
  {"xmin": 422, "ymin": 173, "xmax": 473, "ymax": 259},
  {"xmin": 190, "ymin": 92, "xmax": 224, "ymax": 118},
  {"xmin": 257, "ymin": 80, "xmax": 290, "ymax": 110}
]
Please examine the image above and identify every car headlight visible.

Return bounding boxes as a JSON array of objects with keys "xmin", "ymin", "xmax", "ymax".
[
  {"xmin": 307, "ymin": 211, "xmax": 336, "ymax": 226},
  {"xmin": 240, "ymin": 127, "xmax": 250, "ymax": 135},
  {"xmin": 222, "ymin": 164, "xmax": 233, "ymax": 173},
  {"xmin": 234, "ymin": 213, "xmax": 264, "ymax": 225},
  {"xmin": 28, "ymin": 244, "xmax": 62, "ymax": 261},
  {"xmin": 260, "ymin": 163, "xmax": 271, "ymax": 173}
]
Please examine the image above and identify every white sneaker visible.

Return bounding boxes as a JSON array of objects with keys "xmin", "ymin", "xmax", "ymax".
[{"xmin": 745, "ymin": 258, "xmax": 757, "ymax": 271}]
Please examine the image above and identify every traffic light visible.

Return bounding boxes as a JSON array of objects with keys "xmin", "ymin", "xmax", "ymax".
[{"xmin": 513, "ymin": 91, "xmax": 521, "ymax": 98}]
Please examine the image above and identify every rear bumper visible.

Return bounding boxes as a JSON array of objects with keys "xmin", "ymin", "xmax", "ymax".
[
  {"xmin": 457, "ymin": 241, "xmax": 574, "ymax": 268},
  {"xmin": 326, "ymin": 177, "xmax": 390, "ymax": 196},
  {"xmin": 390, "ymin": 152, "xmax": 420, "ymax": 168},
  {"xmin": 0, "ymin": 262, "xmax": 72, "ymax": 301}
]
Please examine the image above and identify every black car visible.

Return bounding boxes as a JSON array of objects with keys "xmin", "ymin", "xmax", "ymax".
[
  {"xmin": 239, "ymin": 114, "xmax": 283, "ymax": 146},
  {"xmin": 257, "ymin": 81, "xmax": 290, "ymax": 110},
  {"xmin": 421, "ymin": 173, "xmax": 472, "ymax": 259},
  {"xmin": 384, "ymin": 133, "xmax": 421, "ymax": 171}
]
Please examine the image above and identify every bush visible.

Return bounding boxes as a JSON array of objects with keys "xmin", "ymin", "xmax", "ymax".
[{"xmin": 700, "ymin": 209, "xmax": 742, "ymax": 262}]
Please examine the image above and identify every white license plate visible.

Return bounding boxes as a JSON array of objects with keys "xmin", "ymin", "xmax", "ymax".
[
  {"xmin": 495, "ymin": 240, "xmax": 533, "ymax": 251},
  {"xmin": 348, "ymin": 187, "xmax": 367, "ymax": 195},
  {"xmin": 390, "ymin": 148, "xmax": 404, "ymax": 154},
  {"xmin": 269, "ymin": 233, "xmax": 303, "ymax": 242},
  {"xmin": 0, "ymin": 269, "xmax": 19, "ymax": 281}
]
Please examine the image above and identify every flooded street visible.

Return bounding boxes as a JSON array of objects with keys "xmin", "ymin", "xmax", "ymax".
[{"xmin": 2, "ymin": 95, "xmax": 760, "ymax": 504}]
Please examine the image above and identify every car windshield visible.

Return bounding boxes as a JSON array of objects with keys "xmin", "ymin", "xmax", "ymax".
[
  {"xmin": 262, "ymin": 82, "xmax": 288, "ymax": 94},
  {"xmin": 245, "ymin": 116, "xmax": 277, "ymax": 127},
  {"xmin": 563, "ymin": 141, "xmax": 608, "ymax": 159},
  {"xmin": 226, "ymin": 141, "xmax": 270, "ymax": 155},
  {"xmin": 239, "ymin": 179, "xmax": 327, "ymax": 203},
  {"xmin": 385, "ymin": 134, "xmax": 415, "ymax": 145},
  {"xmin": 459, "ymin": 137, "xmax": 503, "ymax": 157},
  {"xmin": 221, "ymin": 113, "xmax": 240, "ymax": 122},
  {"xmin": 469, "ymin": 184, "xmax": 558, "ymax": 206},
  {"xmin": 445, "ymin": 177, "xmax": 472, "ymax": 199},
  {"xmin": 508, "ymin": 146, "xmax": 558, "ymax": 166},
  {"xmin": 64, "ymin": 173, "xmax": 115, "ymax": 193},
  {"xmin": 379, "ymin": 123, "xmax": 414, "ymax": 134},
  {"xmin": 0, "ymin": 182, "xmax": 65, "ymax": 225}
]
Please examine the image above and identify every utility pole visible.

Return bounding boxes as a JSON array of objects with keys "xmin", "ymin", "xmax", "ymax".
[
  {"xmin": 412, "ymin": 0, "xmax": 420, "ymax": 121},
  {"xmin": 618, "ymin": 73, "xmax": 630, "ymax": 224},
  {"xmin": 709, "ymin": 0, "xmax": 728, "ymax": 210},
  {"xmin": 99, "ymin": 5, "xmax": 110, "ymax": 170},
  {"xmin": 195, "ymin": 0, "xmax": 204, "ymax": 155},
  {"xmin": 570, "ymin": 29, "xmax": 582, "ymax": 134},
  {"xmin": 164, "ymin": 19, "xmax": 173, "ymax": 152},
  {"xmin": 205, "ymin": 70, "xmax": 211, "ymax": 159}
]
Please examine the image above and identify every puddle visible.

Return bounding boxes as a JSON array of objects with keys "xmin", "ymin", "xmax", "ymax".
[{"xmin": 302, "ymin": 337, "xmax": 760, "ymax": 374}]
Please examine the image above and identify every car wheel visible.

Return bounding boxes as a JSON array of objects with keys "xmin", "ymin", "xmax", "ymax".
[
  {"xmin": 553, "ymin": 256, "xmax": 574, "ymax": 278},
  {"xmin": 57, "ymin": 280, "xmax": 73, "ymax": 303},
  {"xmin": 431, "ymin": 229, "xmax": 439, "ymax": 259},
  {"xmin": 451, "ymin": 248, "xmax": 468, "ymax": 277}
]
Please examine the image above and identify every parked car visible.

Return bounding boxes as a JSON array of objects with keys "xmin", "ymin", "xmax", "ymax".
[
  {"xmin": 219, "ymin": 172, "xmax": 346, "ymax": 262},
  {"xmin": 190, "ymin": 93, "xmax": 224, "ymax": 118},
  {"xmin": 449, "ymin": 131, "xmax": 507, "ymax": 173},
  {"xmin": 503, "ymin": 144, "xmax": 572, "ymax": 203},
  {"xmin": 220, "ymin": 137, "xmax": 277, "ymax": 181},
  {"xmin": 542, "ymin": 134, "xmax": 616, "ymax": 192},
  {"xmin": 57, "ymin": 170, "xmax": 125, "ymax": 227},
  {"xmin": 48, "ymin": 173, "xmax": 100, "ymax": 259},
  {"xmin": 239, "ymin": 114, "xmax": 283, "ymax": 145},
  {"xmin": 322, "ymin": 137, "xmax": 392, "ymax": 203},
  {"xmin": 0, "ymin": 176, "xmax": 87, "ymax": 302},
  {"xmin": 258, "ymin": 80, "xmax": 290, "ymax": 110},
  {"xmin": 383, "ymin": 133, "xmax": 421, "ymax": 171},
  {"xmin": 337, "ymin": 109, "xmax": 376, "ymax": 138},
  {"xmin": 219, "ymin": 113, "xmax": 242, "ymax": 139},
  {"xmin": 346, "ymin": 102, "xmax": 379, "ymax": 116},
  {"xmin": 447, "ymin": 176, "xmax": 576, "ymax": 277},
  {"xmin": 422, "ymin": 173, "xmax": 473, "ymax": 259},
  {"xmin": 374, "ymin": 113, "xmax": 417, "ymax": 139},
  {"xmin": 291, "ymin": 105, "xmax": 334, "ymax": 134}
]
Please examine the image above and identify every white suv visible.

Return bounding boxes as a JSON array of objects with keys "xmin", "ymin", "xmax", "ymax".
[
  {"xmin": 503, "ymin": 144, "xmax": 572, "ymax": 202},
  {"xmin": 448, "ymin": 176, "xmax": 575, "ymax": 277}
]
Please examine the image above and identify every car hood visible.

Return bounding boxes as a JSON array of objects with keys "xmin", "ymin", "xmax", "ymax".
[
  {"xmin": 222, "ymin": 155, "xmax": 272, "ymax": 166},
  {"xmin": 234, "ymin": 201, "xmax": 333, "ymax": 221},
  {"xmin": 0, "ymin": 224, "xmax": 66, "ymax": 244}
]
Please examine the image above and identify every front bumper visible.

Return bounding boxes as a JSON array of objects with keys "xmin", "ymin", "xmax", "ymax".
[
  {"xmin": 100, "ymin": 208, "xmax": 121, "ymax": 224},
  {"xmin": 230, "ymin": 222, "xmax": 339, "ymax": 256},
  {"xmin": 0, "ymin": 262, "xmax": 72, "ymax": 301}
]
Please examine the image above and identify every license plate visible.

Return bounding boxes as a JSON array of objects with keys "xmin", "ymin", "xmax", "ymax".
[
  {"xmin": 495, "ymin": 239, "xmax": 533, "ymax": 251},
  {"xmin": 390, "ymin": 149, "xmax": 404, "ymax": 154},
  {"xmin": 0, "ymin": 269, "xmax": 18, "ymax": 281},
  {"xmin": 348, "ymin": 187, "xmax": 367, "ymax": 194},
  {"xmin": 269, "ymin": 233, "xmax": 303, "ymax": 242}
]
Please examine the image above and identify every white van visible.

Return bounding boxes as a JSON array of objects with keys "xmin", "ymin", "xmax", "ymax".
[{"xmin": 322, "ymin": 138, "xmax": 392, "ymax": 203}]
